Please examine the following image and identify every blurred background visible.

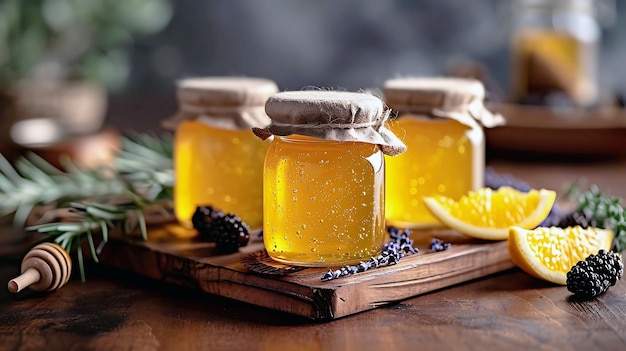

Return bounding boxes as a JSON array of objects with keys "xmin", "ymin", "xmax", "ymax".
[{"xmin": 1, "ymin": 0, "xmax": 625, "ymax": 158}]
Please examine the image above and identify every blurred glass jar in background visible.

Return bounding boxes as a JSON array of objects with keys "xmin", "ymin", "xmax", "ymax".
[
  {"xmin": 511, "ymin": 0, "xmax": 615, "ymax": 107},
  {"xmin": 164, "ymin": 77, "xmax": 278, "ymax": 230}
]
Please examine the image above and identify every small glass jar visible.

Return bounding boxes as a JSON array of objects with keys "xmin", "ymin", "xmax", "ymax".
[
  {"xmin": 510, "ymin": 0, "xmax": 611, "ymax": 106},
  {"xmin": 256, "ymin": 91, "xmax": 406, "ymax": 267},
  {"xmin": 383, "ymin": 77, "xmax": 503, "ymax": 229},
  {"xmin": 165, "ymin": 77, "xmax": 278, "ymax": 230}
]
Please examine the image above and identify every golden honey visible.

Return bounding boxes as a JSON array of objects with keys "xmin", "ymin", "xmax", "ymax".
[
  {"xmin": 258, "ymin": 90, "xmax": 405, "ymax": 267},
  {"xmin": 385, "ymin": 116, "xmax": 482, "ymax": 228},
  {"xmin": 175, "ymin": 119, "xmax": 269, "ymax": 229},
  {"xmin": 167, "ymin": 77, "xmax": 278, "ymax": 230},
  {"xmin": 263, "ymin": 135, "xmax": 385, "ymax": 266},
  {"xmin": 382, "ymin": 77, "xmax": 499, "ymax": 229}
]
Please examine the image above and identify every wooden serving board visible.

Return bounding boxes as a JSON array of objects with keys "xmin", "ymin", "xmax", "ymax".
[{"xmin": 97, "ymin": 224, "xmax": 515, "ymax": 320}]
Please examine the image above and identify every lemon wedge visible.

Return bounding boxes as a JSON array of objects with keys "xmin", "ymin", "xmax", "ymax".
[
  {"xmin": 423, "ymin": 186, "xmax": 557, "ymax": 240},
  {"xmin": 508, "ymin": 226, "xmax": 613, "ymax": 285}
]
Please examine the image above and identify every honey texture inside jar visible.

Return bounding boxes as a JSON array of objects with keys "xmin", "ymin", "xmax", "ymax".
[
  {"xmin": 264, "ymin": 135, "xmax": 385, "ymax": 266},
  {"xmin": 385, "ymin": 116, "xmax": 483, "ymax": 228},
  {"xmin": 174, "ymin": 119, "xmax": 269, "ymax": 229}
]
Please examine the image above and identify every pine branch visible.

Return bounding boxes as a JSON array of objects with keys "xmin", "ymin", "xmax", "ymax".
[
  {"xmin": 0, "ymin": 153, "xmax": 128, "ymax": 226},
  {"xmin": 0, "ymin": 133, "xmax": 174, "ymax": 227},
  {"xmin": 0, "ymin": 133, "xmax": 175, "ymax": 281}
]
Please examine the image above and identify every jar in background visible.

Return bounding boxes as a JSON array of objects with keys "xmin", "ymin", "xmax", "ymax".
[
  {"xmin": 165, "ymin": 77, "xmax": 278, "ymax": 230},
  {"xmin": 383, "ymin": 77, "xmax": 503, "ymax": 229},
  {"xmin": 254, "ymin": 91, "xmax": 406, "ymax": 267},
  {"xmin": 510, "ymin": 0, "xmax": 613, "ymax": 106}
]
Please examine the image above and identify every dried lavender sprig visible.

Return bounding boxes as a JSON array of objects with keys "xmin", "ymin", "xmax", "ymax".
[
  {"xmin": 321, "ymin": 227, "xmax": 419, "ymax": 281},
  {"xmin": 430, "ymin": 237, "xmax": 452, "ymax": 252}
]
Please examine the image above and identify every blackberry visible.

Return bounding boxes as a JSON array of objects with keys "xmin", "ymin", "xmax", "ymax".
[
  {"xmin": 211, "ymin": 214, "xmax": 250, "ymax": 254},
  {"xmin": 557, "ymin": 210, "xmax": 597, "ymax": 229},
  {"xmin": 191, "ymin": 205, "xmax": 224, "ymax": 241},
  {"xmin": 566, "ymin": 250, "xmax": 623, "ymax": 298}
]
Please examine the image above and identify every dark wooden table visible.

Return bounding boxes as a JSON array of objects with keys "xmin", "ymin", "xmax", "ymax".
[{"xmin": 1, "ymin": 157, "xmax": 625, "ymax": 351}]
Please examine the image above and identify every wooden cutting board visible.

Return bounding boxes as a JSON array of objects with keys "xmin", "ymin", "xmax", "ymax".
[{"xmin": 97, "ymin": 223, "xmax": 515, "ymax": 320}]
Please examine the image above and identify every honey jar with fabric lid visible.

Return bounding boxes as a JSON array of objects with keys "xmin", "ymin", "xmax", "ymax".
[
  {"xmin": 165, "ymin": 77, "xmax": 278, "ymax": 230},
  {"xmin": 383, "ymin": 77, "xmax": 504, "ymax": 229},
  {"xmin": 254, "ymin": 91, "xmax": 406, "ymax": 266}
]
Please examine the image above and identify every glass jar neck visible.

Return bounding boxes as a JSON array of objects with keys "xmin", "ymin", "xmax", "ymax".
[
  {"xmin": 278, "ymin": 134, "xmax": 370, "ymax": 148},
  {"xmin": 276, "ymin": 134, "xmax": 382, "ymax": 155}
]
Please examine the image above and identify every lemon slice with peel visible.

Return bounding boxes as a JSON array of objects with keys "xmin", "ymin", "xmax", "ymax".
[
  {"xmin": 508, "ymin": 226, "xmax": 613, "ymax": 285},
  {"xmin": 423, "ymin": 187, "xmax": 557, "ymax": 240}
]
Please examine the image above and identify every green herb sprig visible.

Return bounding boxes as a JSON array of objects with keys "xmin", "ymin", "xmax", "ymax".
[
  {"xmin": 0, "ymin": 152, "xmax": 128, "ymax": 227},
  {"xmin": 575, "ymin": 185, "xmax": 626, "ymax": 252},
  {"xmin": 27, "ymin": 201, "xmax": 163, "ymax": 281},
  {"xmin": 0, "ymin": 133, "xmax": 174, "ymax": 280},
  {"xmin": 0, "ymin": 133, "xmax": 174, "ymax": 227}
]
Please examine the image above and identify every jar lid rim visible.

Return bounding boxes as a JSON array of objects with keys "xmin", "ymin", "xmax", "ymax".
[{"xmin": 383, "ymin": 77, "xmax": 485, "ymax": 98}]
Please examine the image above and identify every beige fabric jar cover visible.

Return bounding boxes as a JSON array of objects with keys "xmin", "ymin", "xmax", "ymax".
[
  {"xmin": 253, "ymin": 91, "xmax": 407, "ymax": 156},
  {"xmin": 383, "ymin": 77, "xmax": 504, "ymax": 129},
  {"xmin": 163, "ymin": 77, "xmax": 279, "ymax": 130}
]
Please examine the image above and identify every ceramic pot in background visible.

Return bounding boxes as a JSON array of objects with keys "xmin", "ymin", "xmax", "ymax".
[
  {"xmin": 12, "ymin": 80, "xmax": 107, "ymax": 137},
  {"xmin": 0, "ymin": 80, "xmax": 119, "ymax": 168}
]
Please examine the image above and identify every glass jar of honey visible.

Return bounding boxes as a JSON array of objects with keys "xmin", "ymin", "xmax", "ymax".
[
  {"xmin": 382, "ymin": 77, "xmax": 503, "ymax": 229},
  {"xmin": 510, "ymin": 0, "xmax": 611, "ymax": 106},
  {"xmin": 165, "ymin": 77, "xmax": 278, "ymax": 230},
  {"xmin": 254, "ymin": 91, "xmax": 406, "ymax": 266}
]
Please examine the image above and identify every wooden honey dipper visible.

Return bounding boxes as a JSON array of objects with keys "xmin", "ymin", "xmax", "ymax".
[{"xmin": 8, "ymin": 242, "xmax": 72, "ymax": 293}]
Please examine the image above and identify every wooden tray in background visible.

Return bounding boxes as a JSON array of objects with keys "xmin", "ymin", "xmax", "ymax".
[
  {"xmin": 486, "ymin": 103, "xmax": 626, "ymax": 157},
  {"xmin": 97, "ymin": 224, "xmax": 514, "ymax": 320}
]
